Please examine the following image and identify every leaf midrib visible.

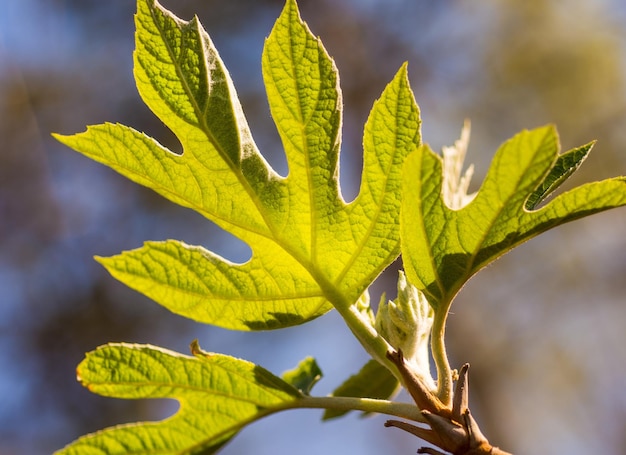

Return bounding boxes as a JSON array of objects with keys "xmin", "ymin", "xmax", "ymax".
[
  {"xmin": 144, "ymin": 4, "xmax": 335, "ymax": 305},
  {"xmin": 146, "ymin": 6, "xmax": 284, "ymax": 251},
  {"xmin": 146, "ymin": 2, "xmax": 390, "ymax": 317},
  {"xmin": 454, "ymin": 129, "xmax": 553, "ymax": 296}
]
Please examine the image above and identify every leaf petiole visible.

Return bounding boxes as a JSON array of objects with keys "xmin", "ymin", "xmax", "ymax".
[
  {"xmin": 431, "ymin": 305, "xmax": 453, "ymax": 406},
  {"xmin": 296, "ymin": 396, "xmax": 426, "ymax": 423}
]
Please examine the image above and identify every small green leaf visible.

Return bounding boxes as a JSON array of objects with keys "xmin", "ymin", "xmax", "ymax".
[
  {"xmin": 525, "ymin": 141, "xmax": 594, "ymax": 210},
  {"xmin": 401, "ymin": 125, "xmax": 626, "ymax": 310},
  {"xmin": 322, "ymin": 359, "xmax": 399, "ymax": 420},
  {"xmin": 281, "ymin": 357, "xmax": 323, "ymax": 395},
  {"xmin": 54, "ymin": 0, "xmax": 420, "ymax": 332},
  {"xmin": 55, "ymin": 343, "xmax": 302, "ymax": 455}
]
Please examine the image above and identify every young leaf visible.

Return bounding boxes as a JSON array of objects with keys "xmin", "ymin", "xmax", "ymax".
[
  {"xmin": 56, "ymin": 343, "xmax": 303, "ymax": 455},
  {"xmin": 281, "ymin": 356, "xmax": 323, "ymax": 395},
  {"xmin": 323, "ymin": 359, "xmax": 399, "ymax": 420},
  {"xmin": 401, "ymin": 125, "xmax": 626, "ymax": 310},
  {"xmin": 525, "ymin": 141, "xmax": 593, "ymax": 210},
  {"xmin": 53, "ymin": 0, "xmax": 420, "ymax": 335}
]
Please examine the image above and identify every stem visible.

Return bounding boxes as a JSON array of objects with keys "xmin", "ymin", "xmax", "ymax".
[
  {"xmin": 297, "ymin": 396, "xmax": 425, "ymax": 422},
  {"xmin": 325, "ymin": 287, "xmax": 397, "ymax": 374},
  {"xmin": 431, "ymin": 304, "xmax": 452, "ymax": 406}
]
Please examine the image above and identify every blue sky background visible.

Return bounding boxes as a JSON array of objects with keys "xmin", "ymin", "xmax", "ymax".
[{"xmin": 2, "ymin": 1, "xmax": 626, "ymax": 454}]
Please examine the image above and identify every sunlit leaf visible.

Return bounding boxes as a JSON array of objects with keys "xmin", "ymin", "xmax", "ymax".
[
  {"xmin": 281, "ymin": 356, "xmax": 323, "ymax": 395},
  {"xmin": 323, "ymin": 359, "xmax": 399, "ymax": 420},
  {"xmin": 401, "ymin": 125, "xmax": 626, "ymax": 309},
  {"xmin": 54, "ymin": 0, "xmax": 420, "ymax": 331},
  {"xmin": 525, "ymin": 141, "xmax": 593, "ymax": 209},
  {"xmin": 55, "ymin": 343, "xmax": 302, "ymax": 454}
]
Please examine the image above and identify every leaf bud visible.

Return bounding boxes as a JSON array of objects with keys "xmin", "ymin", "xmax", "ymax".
[{"xmin": 375, "ymin": 271, "xmax": 435, "ymax": 390}]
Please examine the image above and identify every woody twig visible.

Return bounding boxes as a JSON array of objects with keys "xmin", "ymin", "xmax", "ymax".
[{"xmin": 385, "ymin": 350, "xmax": 512, "ymax": 455}]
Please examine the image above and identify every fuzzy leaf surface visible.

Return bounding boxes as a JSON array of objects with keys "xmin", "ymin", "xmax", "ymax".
[
  {"xmin": 55, "ymin": 343, "xmax": 303, "ymax": 454},
  {"xmin": 401, "ymin": 125, "xmax": 626, "ymax": 309},
  {"xmin": 53, "ymin": 0, "xmax": 420, "ymax": 331}
]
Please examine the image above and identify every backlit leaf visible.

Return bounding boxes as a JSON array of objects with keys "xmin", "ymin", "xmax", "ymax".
[
  {"xmin": 401, "ymin": 125, "xmax": 626, "ymax": 309},
  {"xmin": 56, "ymin": 343, "xmax": 302, "ymax": 454},
  {"xmin": 54, "ymin": 0, "xmax": 420, "ymax": 331},
  {"xmin": 323, "ymin": 359, "xmax": 399, "ymax": 420},
  {"xmin": 281, "ymin": 356, "xmax": 323, "ymax": 395}
]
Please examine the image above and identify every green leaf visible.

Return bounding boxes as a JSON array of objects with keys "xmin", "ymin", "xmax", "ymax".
[
  {"xmin": 525, "ymin": 141, "xmax": 593, "ymax": 210},
  {"xmin": 281, "ymin": 356, "xmax": 323, "ymax": 395},
  {"xmin": 53, "ymin": 0, "xmax": 420, "ymax": 331},
  {"xmin": 55, "ymin": 343, "xmax": 303, "ymax": 455},
  {"xmin": 401, "ymin": 125, "xmax": 626, "ymax": 310},
  {"xmin": 322, "ymin": 359, "xmax": 399, "ymax": 420},
  {"xmin": 56, "ymin": 344, "xmax": 423, "ymax": 454}
]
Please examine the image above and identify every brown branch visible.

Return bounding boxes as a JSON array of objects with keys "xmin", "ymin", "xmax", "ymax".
[
  {"xmin": 387, "ymin": 349, "xmax": 450, "ymax": 417},
  {"xmin": 385, "ymin": 349, "xmax": 513, "ymax": 455}
]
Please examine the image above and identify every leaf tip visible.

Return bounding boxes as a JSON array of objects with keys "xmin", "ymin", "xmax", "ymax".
[
  {"xmin": 51, "ymin": 131, "xmax": 75, "ymax": 147},
  {"xmin": 279, "ymin": 0, "xmax": 302, "ymax": 21},
  {"xmin": 93, "ymin": 255, "xmax": 108, "ymax": 267}
]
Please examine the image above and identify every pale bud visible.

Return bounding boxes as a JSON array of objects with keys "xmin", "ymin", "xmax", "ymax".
[
  {"xmin": 442, "ymin": 120, "xmax": 476, "ymax": 210},
  {"xmin": 375, "ymin": 271, "xmax": 435, "ymax": 390}
]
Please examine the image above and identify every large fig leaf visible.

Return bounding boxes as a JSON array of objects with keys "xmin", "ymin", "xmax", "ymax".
[{"xmin": 53, "ymin": 0, "xmax": 420, "ymax": 332}]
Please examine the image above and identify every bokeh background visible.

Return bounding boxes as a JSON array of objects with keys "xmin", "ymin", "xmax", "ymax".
[{"xmin": 2, "ymin": 0, "xmax": 626, "ymax": 454}]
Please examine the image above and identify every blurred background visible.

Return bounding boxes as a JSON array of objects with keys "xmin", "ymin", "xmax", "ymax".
[{"xmin": 2, "ymin": 0, "xmax": 626, "ymax": 453}]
